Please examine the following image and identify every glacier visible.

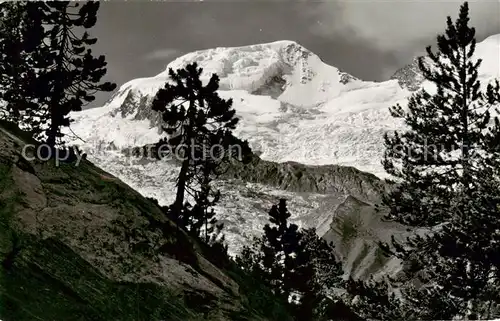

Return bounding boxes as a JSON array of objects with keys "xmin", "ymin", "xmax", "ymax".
[
  {"xmin": 70, "ymin": 36, "xmax": 499, "ymax": 178},
  {"xmin": 67, "ymin": 35, "xmax": 500, "ymax": 274}
]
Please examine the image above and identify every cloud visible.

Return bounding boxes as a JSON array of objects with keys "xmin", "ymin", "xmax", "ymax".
[
  {"xmin": 303, "ymin": 0, "xmax": 500, "ymax": 52},
  {"xmin": 142, "ymin": 48, "xmax": 181, "ymax": 61}
]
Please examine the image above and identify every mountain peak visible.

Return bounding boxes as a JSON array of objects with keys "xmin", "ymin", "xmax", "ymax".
[
  {"xmin": 102, "ymin": 39, "xmax": 361, "ymax": 121},
  {"xmin": 390, "ymin": 33, "xmax": 500, "ymax": 91},
  {"xmin": 160, "ymin": 39, "xmax": 350, "ymax": 93}
]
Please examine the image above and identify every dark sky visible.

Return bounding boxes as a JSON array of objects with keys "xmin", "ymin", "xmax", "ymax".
[{"xmin": 89, "ymin": 0, "xmax": 500, "ymax": 108}]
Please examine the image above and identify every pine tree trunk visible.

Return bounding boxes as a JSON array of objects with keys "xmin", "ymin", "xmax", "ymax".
[
  {"xmin": 47, "ymin": 107, "xmax": 58, "ymax": 147},
  {"xmin": 461, "ymin": 45, "xmax": 470, "ymax": 185},
  {"xmin": 173, "ymin": 158, "xmax": 189, "ymax": 215},
  {"xmin": 205, "ymin": 209, "xmax": 208, "ymax": 243},
  {"xmin": 47, "ymin": 7, "xmax": 68, "ymax": 148},
  {"xmin": 172, "ymin": 97, "xmax": 195, "ymax": 225},
  {"xmin": 203, "ymin": 163, "xmax": 209, "ymax": 243}
]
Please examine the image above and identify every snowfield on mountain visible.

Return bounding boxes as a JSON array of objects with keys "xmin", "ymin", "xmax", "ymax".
[
  {"xmin": 71, "ymin": 35, "xmax": 499, "ymax": 177},
  {"xmin": 67, "ymin": 35, "xmax": 500, "ymax": 277}
]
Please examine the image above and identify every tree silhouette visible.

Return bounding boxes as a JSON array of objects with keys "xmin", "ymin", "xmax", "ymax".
[
  {"xmin": 382, "ymin": 1, "xmax": 500, "ymax": 227},
  {"xmin": 377, "ymin": 2, "xmax": 500, "ymax": 318},
  {"xmin": 0, "ymin": 1, "xmax": 116, "ymax": 146},
  {"xmin": 0, "ymin": 1, "xmax": 46, "ymax": 131},
  {"xmin": 237, "ymin": 199, "xmax": 343, "ymax": 321},
  {"xmin": 40, "ymin": 1, "xmax": 116, "ymax": 146},
  {"xmin": 151, "ymin": 62, "xmax": 250, "ymax": 234}
]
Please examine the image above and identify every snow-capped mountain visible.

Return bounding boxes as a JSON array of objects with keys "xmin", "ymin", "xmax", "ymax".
[
  {"xmin": 68, "ymin": 35, "xmax": 500, "ymax": 278},
  {"xmin": 71, "ymin": 35, "xmax": 500, "ymax": 178}
]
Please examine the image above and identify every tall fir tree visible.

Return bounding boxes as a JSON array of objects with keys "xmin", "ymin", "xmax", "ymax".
[
  {"xmin": 187, "ymin": 151, "xmax": 223, "ymax": 243},
  {"xmin": 0, "ymin": 1, "xmax": 115, "ymax": 145},
  {"xmin": 39, "ymin": 1, "xmax": 116, "ymax": 146},
  {"xmin": 419, "ymin": 167, "xmax": 500, "ymax": 318},
  {"xmin": 236, "ymin": 199, "xmax": 299, "ymax": 299},
  {"xmin": 376, "ymin": 167, "xmax": 500, "ymax": 319},
  {"xmin": 236, "ymin": 199, "xmax": 343, "ymax": 321},
  {"xmin": 381, "ymin": 1, "xmax": 500, "ymax": 227},
  {"xmin": 151, "ymin": 62, "xmax": 249, "ymax": 233},
  {"xmin": 293, "ymin": 227, "xmax": 343, "ymax": 320},
  {"xmin": 376, "ymin": 2, "xmax": 500, "ymax": 319}
]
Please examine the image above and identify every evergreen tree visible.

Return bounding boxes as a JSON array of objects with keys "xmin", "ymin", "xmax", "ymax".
[
  {"xmin": 186, "ymin": 154, "xmax": 222, "ymax": 243},
  {"xmin": 293, "ymin": 227, "xmax": 343, "ymax": 320},
  {"xmin": 0, "ymin": 1, "xmax": 47, "ymax": 132},
  {"xmin": 376, "ymin": 169, "xmax": 500, "ymax": 319},
  {"xmin": 38, "ymin": 1, "xmax": 116, "ymax": 146},
  {"xmin": 265, "ymin": 199, "xmax": 301, "ymax": 299},
  {"xmin": 344, "ymin": 277, "xmax": 407, "ymax": 320},
  {"xmin": 151, "ymin": 62, "xmax": 249, "ymax": 232},
  {"xmin": 382, "ymin": 1, "xmax": 500, "ymax": 227},
  {"xmin": 414, "ymin": 168, "xmax": 500, "ymax": 318},
  {"xmin": 236, "ymin": 199, "xmax": 300, "ymax": 299},
  {"xmin": 236, "ymin": 199, "xmax": 344, "ymax": 321},
  {"xmin": 0, "ymin": 2, "xmax": 115, "ymax": 145},
  {"xmin": 376, "ymin": 2, "xmax": 500, "ymax": 319}
]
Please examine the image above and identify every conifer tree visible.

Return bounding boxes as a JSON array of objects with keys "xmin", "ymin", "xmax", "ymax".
[
  {"xmin": 382, "ymin": 1, "xmax": 500, "ymax": 227},
  {"xmin": 151, "ymin": 62, "xmax": 249, "ymax": 231},
  {"xmin": 344, "ymin": 277, "xmax": 407, "ymax": 320},
  {"xmin": 236, "ymin": 199, "xmax": 301, "ymax": 299},
  {"xmin": 0, "ymin": 2, "xmax": 115, "ymax": 145},
  {"xmin": 374, "ymin": 169, "xmax": 500, "ymax": 319},
  {"xmin": 412, "ymin": 167, "xmax": 500, "ymax": 318},
  {"xmin": 37, "ymin": 1, "xmax": 116, "ymax": 146},
  {"xmin": 376, "ymin": 2, "xmax": 500, "ymax": 318},
  {"xmin": 293, "ymin": 227, "xmax": 343, "ymax": 321},
  {"xmin": 237, "ymin": 199, "xmax": 343, "ymax": 321},
  {"xmin": 187, "ymin": 155, "xmax": 222, "ymax": 243},
  {"xmin": 0, "ymin": 1, "xmax": 47, "ymax": 132},
  {"xmin": 264, "ymin": 199, "xmax": 302, "ymax": 299}
]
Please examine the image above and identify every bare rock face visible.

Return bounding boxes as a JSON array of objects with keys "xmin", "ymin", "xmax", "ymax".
[
  {"xmin": 0, "ymin": 120, "xmax": 292, "ymax": 321},
  {"xmin": 322, "ymin": 195, "xmax": 410, "ymax": 280},
  {"xmin": 109, "ymin": 89, "xmax": 164, "ymax": 131},
  {"xmin": 390, "ymin": 57, "xmax": 426, "ymax": 92},
  {"xmin": 223, "ymin": 155, "xmax": 387, "ymax": 204},
  {"xmin": 224, "ymin": 157, "xmax": 411, "ymax": 279}
]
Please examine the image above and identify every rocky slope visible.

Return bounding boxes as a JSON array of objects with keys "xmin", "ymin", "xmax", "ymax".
[
  {"xmin": 71, "ymin": 140, "xmax": 408, "ymax": 280},
  {"xmin": 0, "ymin": 120, "xmax": 294, "ymax": 321},
  {"xmin": 223, "ymin": 156, "xmax": 413, "ymax": 280}
]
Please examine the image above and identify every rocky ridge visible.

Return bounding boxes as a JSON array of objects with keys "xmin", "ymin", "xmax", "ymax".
[{"xmin": 0, "ymin": 120, "xmax": 293, "ymax": 321}]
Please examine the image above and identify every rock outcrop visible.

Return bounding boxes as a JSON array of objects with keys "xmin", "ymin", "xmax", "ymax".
[{"xmin": 0, "ymin": 120, "xmax": 292, "ymax": 321}]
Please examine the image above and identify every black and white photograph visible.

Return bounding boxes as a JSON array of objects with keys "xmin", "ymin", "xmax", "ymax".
[{"xmin": 0, "ymin": 1, "xmax": 499, "ymax": 320}]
